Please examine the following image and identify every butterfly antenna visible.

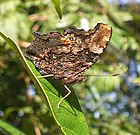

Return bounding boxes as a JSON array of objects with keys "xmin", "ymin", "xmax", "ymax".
[
  {"xmin": 85, "ymin": 72, "xmax": 124, "ymax": 77},
  {"xmin": 57, "ymin": 85, "xmax": 71, "ymax": 108}
]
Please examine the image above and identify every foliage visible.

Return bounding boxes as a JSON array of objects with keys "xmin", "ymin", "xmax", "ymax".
[
  {"xmin": 0, "ymin": 120, "xmax": 26, "ymax": 135},
  {"xmin": 0, "ymin": 0, "xmax": 140, "ymax": 134}
]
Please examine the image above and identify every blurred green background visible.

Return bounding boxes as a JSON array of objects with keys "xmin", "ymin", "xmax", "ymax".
[{"xmin": 0, "ymin": 0, "xmax": 140, "ymax": 134}]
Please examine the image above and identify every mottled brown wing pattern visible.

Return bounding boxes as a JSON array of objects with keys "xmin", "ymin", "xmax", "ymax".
[{"xmin": 24, "ymin": 23, "xmax": 112, "ymax": 84}]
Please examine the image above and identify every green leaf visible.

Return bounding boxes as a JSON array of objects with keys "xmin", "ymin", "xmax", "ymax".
[
  {"xmin": 52, "ymin": 0, "xmax": 62, "ymax": 19},
  {"xmin": 0, "ymin": 32, "xmax": 90, "ymax": 134},
  {"xmin": 0, "ymin": 120, "xmax": 26, "ymax": 135}
]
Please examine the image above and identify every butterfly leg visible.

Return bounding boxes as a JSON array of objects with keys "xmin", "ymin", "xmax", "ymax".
[
  {"xmin": 36, "ymin": 75, "xmax": 71, "ymax": 108},
  {"xmin": 57, "ymin": 85, "xmax": 71, "ymax": 108},
  {"xmin": 36, "ymin": 74, "xmax": 53, "ymax": 78}
]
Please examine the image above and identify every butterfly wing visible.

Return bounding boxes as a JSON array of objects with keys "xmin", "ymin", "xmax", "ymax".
[{"xmin": 24, "ymin": 23, "xmax": 112, "ymax": 84}]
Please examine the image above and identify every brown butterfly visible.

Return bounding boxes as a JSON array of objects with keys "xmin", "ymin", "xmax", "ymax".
[{"xmin": 24, "ymin": 23, "xmax": 112, "ymax": 107}]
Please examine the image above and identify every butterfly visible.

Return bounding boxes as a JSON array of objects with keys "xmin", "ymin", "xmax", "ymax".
[{"xmin": 24, "ymin": 23, "xmax": 112, "ymax": 107}]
